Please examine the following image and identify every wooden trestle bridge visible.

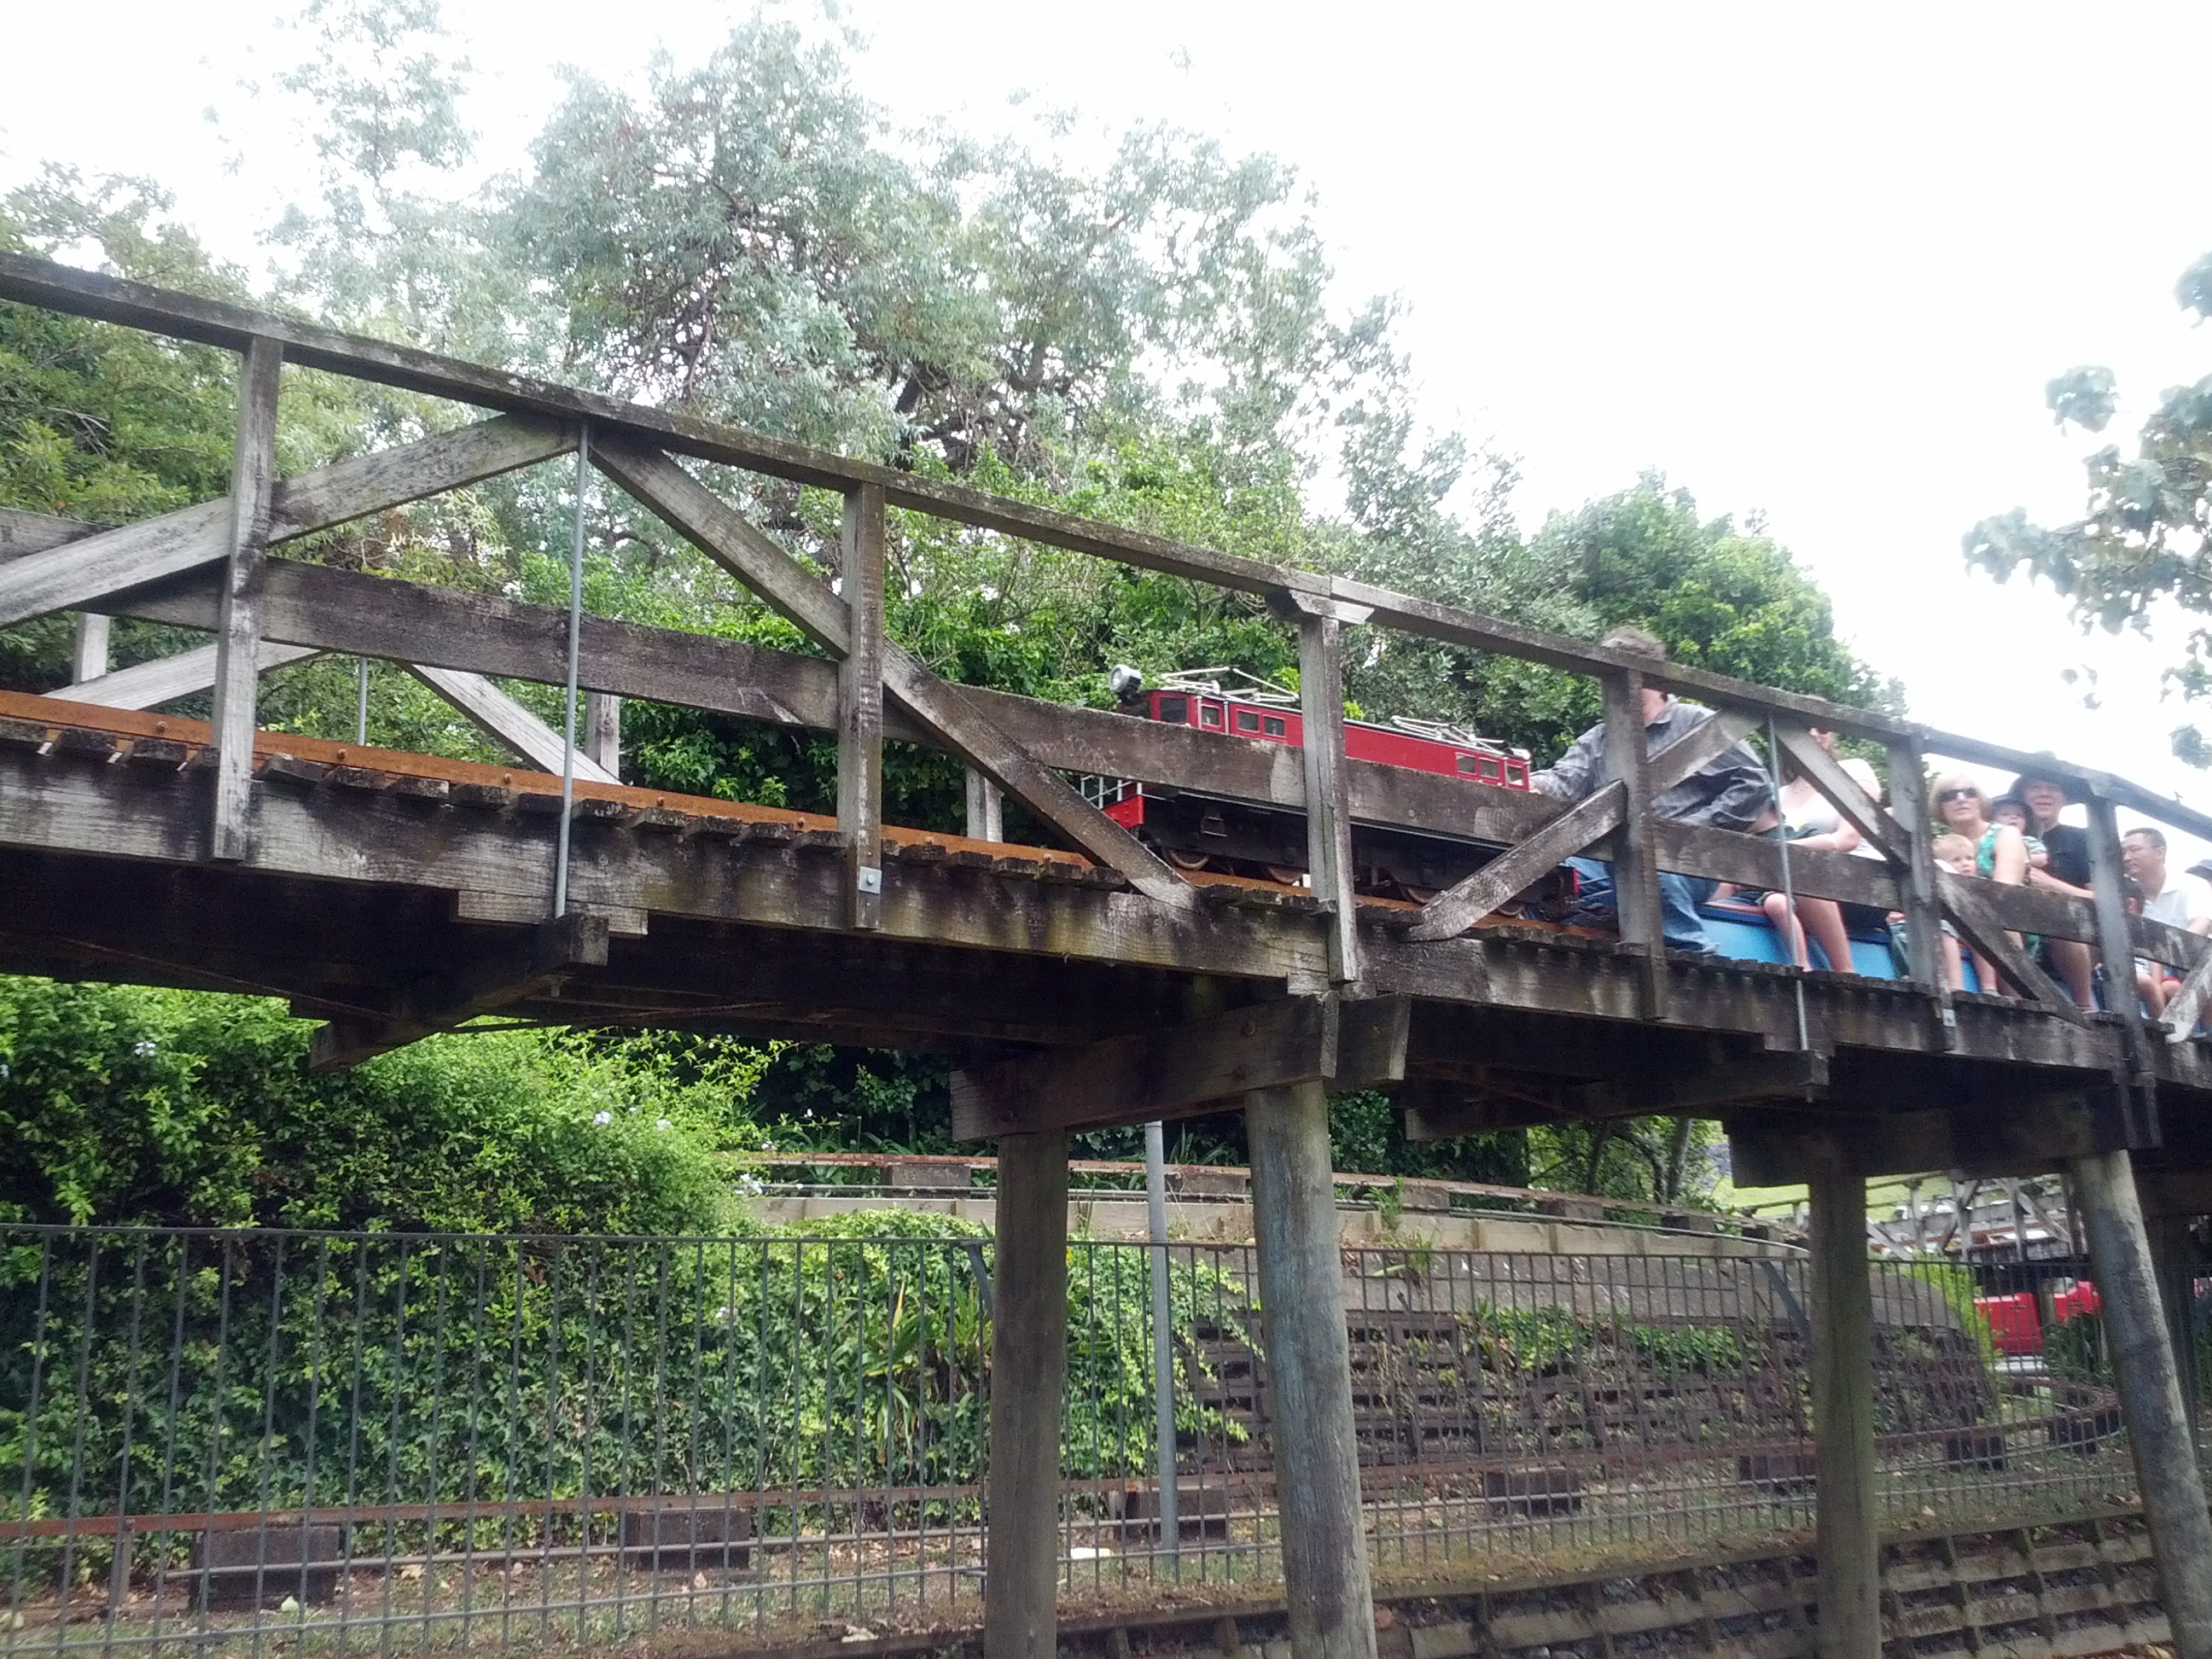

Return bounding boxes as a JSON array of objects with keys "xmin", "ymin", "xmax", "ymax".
[{"xmin": 5, "ymin": 252, "xmax": 2212, "ymax": 1659}]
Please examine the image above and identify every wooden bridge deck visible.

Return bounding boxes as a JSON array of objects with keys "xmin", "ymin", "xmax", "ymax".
[{"xmin": 9, "ymin": 251, "xmax": 2212, "ymax": 1659}]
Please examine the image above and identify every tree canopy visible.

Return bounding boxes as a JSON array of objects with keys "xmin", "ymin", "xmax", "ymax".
[{"xmin": 1965, "ymin": 254, "xmax": 2212, "ymax": 764}]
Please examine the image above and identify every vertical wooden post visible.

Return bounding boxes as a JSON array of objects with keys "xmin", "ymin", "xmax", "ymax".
[
  {"xmin": 1883, "ymin": 738, "xmax": 1956, "ymax": 1047},
  {"xmin": 2070, "ymin": 1148, "xmax": 2212, "ymax": 1659},
  {"xmin": 208, "ymin": 336, "xmax": 282, "ymax": 862},
  {"xmin": 1295, "ymin": 609, "xmax": 1359, "ymax": 985},
  {"xmin": 966, "ymin": 768, "xmax": 1004, "ymax": 842},
  {"xmin": 69, "ymin": 614, "xmax": 109, "ymax": 684},
  {"xmin": 582, "ymin": 692, "xmax": 620, "ymax": 777},
  {"xmin": 2146, "ymin": 1214, "xmax": 2200, "ymax": 1444},
  {"xmin": 1247, "ymin": 1080, "xmax": 1376, "ymax": 1659},
  {"xmin": 838, "ymin": 484, "xmax": 885, "ymax": 929},
  {"xmin": 1806, "ymin": 1136, "xmax": 1880, "ymax": 1659},
  {"xmin": 2085, "ymin": 793, "xmax": 2158, "ymax": 1144},
  {"xmin": 984, "ymin": 1131, "xmax": 1069, "ymax": 1659},
  {"xmin": 1602, "ymin": 669, "xmax": 1668, "ymax": 1019}
]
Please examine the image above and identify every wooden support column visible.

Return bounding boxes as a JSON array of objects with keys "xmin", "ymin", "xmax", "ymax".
[
  {"xmin": 983, "ymin": 1131, "xmax": 1069, "ymax": 1659},
  {"xmin": 2085, "ymin": 793, "xmax": 2158, "ymax": 1144},
  {"xmin": 2071, "ymin": 1148, "xmax": 2212, "ymax": 1659},
  {"xmin": 839, "ymin": 484, "xmax": 885, "ymax": 929},
  {"xmin": 208, "ymin": 336, "xmax": 282, "ymax": 861},
  {"xmin": 1805, "ymin": 1134, "xmax": 1880, "ymax": 1659},
  {"xmin": 2147, "ymin": 1214, "xmax": 2201, "ymax": 1444},
  {"xmin": 1884, "ymin": 737, "xmax": 1957, "ymax": 1047},
  {"xmin": 1295, "ymin": 605, "xmax": 1359, "ymax": 984},
  {"xmin": 966, "ymin": 768, "xmax": 1004, "ymax": 841},
  {"xmin": 1602, "ymin": 669, "xmax": 1668, "ymax": 1019},
  {"xmin": 582, "ymin": 691, "xmax": 620, "ymax": 777},
  {"xmin": 1247, "ymin": 1080, "xmax": 1376, "ymax": 1659},
  {"xmin": 69, "ymin": 613, "xmax": 109, "ymax": 684}
]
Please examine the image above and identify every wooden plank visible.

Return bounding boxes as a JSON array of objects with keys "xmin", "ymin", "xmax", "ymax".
[
  {"xmin": 70, "ymin": 614, "xmax": 109, "ymax": 683},
  {"xmin": 308, "ymin": 911, "xmax": 610, "ymax": 1068},
  {"xmin": 2086, "ymin": 794, "xmax": 2157, "ymax": 1140},
  {"xmin": 1574, "ymin": 1050, "xmax": 1828, "ymax": 1115},
  {"xmin": 1246, "ymin": 1079, "xmax": 1378, "ymax": 1659},
  {"xmin": 0, "ymin": 416, "xmax": 573, "ymax": 627},
  {"xmin": 1886, "ymin": 737, "xmax": 1958, "ymax": 1042},
  {"xmin": 1403, "ymin": 783, "xmax": 1625, "ymax": 942},
  {"xmin": 950, "ymin": 995, "xmax": 1410, "ymax": 1140},
  {"xmin": 1406, "ymin": 708, "xmax": 1755, "ymax": 943},
  {"xmin": 405, "ymin": 666, "xmax": 620, "ymax": 784},
  {"xmin": 582, "ymin": 691, "xmax": 620, "ymax": 774},
  {"xmin": 0, "ymin": 505, "xmax": 84, "ymax": 557},
  {"xmin": 963, "ymin": 769, "xmax": 1004, "ymax": 841},
  {"xmin": 209, "ymin": 337, "xmax": 282, "ymax": 862},
  {"xmin": 1604, "ymin": 669, "xmax": 1668, "ymax": 1018},
  {"xmin": 1938, "ymin": 870, "xmax": 2087, "ymax": 1022},
  {"xmin": 1295, "ymin": 605, "xmax": 1359, "ymax": 982},
  {"xmin": 981, "ymin": 1131, "xmax": 1069, "ymax": 1659},
  {"xmin": 1650, "ymin": 821, "xmax": 1901, "ymax": 908},
  {"xmin": 1806, "ymin": 1141, "xmax": 1881, "ymax": 1659},
  {"xmin": 2071, "ymin": 1150, "xmax": 2212, "ymax": 1659},
  {"xmin": 2162, "ymin": 946, "xmax": 2212, "ymax": 1042},
  {"xmin": 840, "ymin": 486, "xmax": 885, "ymax": 929},
  {"xmin": 65, "ymin": 640, "xmax": 320, "ymax": 709}
]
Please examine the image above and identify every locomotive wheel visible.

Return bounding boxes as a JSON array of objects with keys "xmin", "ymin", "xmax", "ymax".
[
  {"xmin": 1261, "ymin": 864, "xmax": 1308, "ymax": 886},
  {"xmin": 1163, "ymin": 847, "xmax": 1215, "ymax": 871}
]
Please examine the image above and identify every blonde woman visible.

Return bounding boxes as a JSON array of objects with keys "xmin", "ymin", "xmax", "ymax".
[{"xmin": 1932, "ymin": 771, "xmax": 2029, "ymax": 995}]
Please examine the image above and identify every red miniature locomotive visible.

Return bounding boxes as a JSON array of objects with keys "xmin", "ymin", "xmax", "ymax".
[{"xmin": 1087, "ymin": 668, "xmax": 1532, "ymax": 898}]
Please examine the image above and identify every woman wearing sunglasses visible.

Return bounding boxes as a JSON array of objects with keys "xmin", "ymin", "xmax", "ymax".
[{"xmin": 1930, "ymin": 772, "xmax": 2030, "ymax": 996}]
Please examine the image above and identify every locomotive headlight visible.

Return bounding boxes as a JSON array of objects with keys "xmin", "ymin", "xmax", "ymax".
[{"xmin": 1108, "ymin": 664, "xmax": 1145, "ymax": 701}]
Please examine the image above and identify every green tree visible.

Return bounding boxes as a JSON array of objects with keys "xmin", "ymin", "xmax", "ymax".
[{"xmin": 1965, "ymin": 257, "xmax": 2212, "ymax": 763}]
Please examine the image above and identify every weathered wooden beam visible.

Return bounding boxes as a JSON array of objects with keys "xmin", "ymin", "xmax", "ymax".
[
  {"xmin": 840, "ymin": 485, "xmax": 886, "ymax": 929},
  {"xmin": 60, "ymin": 639, "xmax": 318, "ymax": 710},
  {"xmin": 981, "ymin": 1131, "xmax": 1069, "ymax": 1659},
  {"xmin": 2162, "ymin": 946, "xmax": 2212, "ymax": 1041},
  {"xmin": 2086, "ymin": 793, "xmax": 2158, "ymax": 1144},
  {"xmin": 1247, "ymin": 1080, "xmax": 1377, "ymax": 1659},
  {"xmin": 1404, "ymin": 1049, "xmax": 1829, "ymax": 1140},
  {"xmin": 1726, "ymin": 1092, "xmax": 2110, "ymax": 1185},
  {"xmin": 1291, "ymin": 602, "xmax": 1359, "ymax": 983},
  {"xmin": 1937, "ymin": 870, "xmax": 2086, "ymax": 1022},
  {"xmin": 1604, "ymin": 670, "xmax": 1668, "ymax": 1017},
  {"xmin": 69, "ymin": 614, "xmax": 109, "ymax": 683},
  {"xmin": 405, "ymin": 666, "xmax": 620, "ymax": 784},
  {"xmin": 1406, "ymin": 710, "xmax": 1756, "ymax": 943},
  {"xmin": 0, "ymin": 505, "xmax": 84, "ymax": 557},
  {"xmin": 950, "ymin": 994, "xmax": 1410, "ymax": 1141},
  {"xmin": 2070, "ymin": 1149, "xmax": 2212, "ymax": 1659},
  {"xmin": 208, "ymin": 338, "xmax": 282, "ymax": 862},
  {"xmin": 1805, "ymin": 1133, "xmax": 1880, "ymax": 1659},
  {"xmin": 0, "ymin": 415, "xmax": 573, "ymax": 627},
  {"xmin": 963, "ymin": 768, "xmax": 1004, "ymax": 841},
  {"xmin": 309, "ymin": 910, "xmax": 610, "ymax": 1068},
  {"xmin": 582, "ymin": 692, "xmax": 620, "ymax": 775}
]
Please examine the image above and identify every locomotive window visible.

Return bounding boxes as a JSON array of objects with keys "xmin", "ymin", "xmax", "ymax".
[
  {"xmin": 1262, "ymin": 715, "xmax": 1287, "ymax": 736},
  {"xmin": 1236, "ymin": 708, "xmax": 1261, "ymax": 732},
  {"xmin": 1158, "ymin": 696, "xmax": 1187, "ymax": 724},
  {"xmin": 1201, "ymin": 704, "xmax": 1223, "ymax": 728},
  {"xmin": 1457, "ymin": 754, "xmax": 1502, "ymax": 780}
]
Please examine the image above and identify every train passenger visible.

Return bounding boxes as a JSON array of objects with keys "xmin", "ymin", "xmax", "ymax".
[
  {"xmin": 2122, "ymin": 825, "xmax": 2212, "ymax": 1006},
  {"xmin": 1534, "ymin": 625, "xmax": 1775, "ymax": 955},
  {"xmin": 1931, "ymin": 772, "xmax": 2032, "ymax": 998},
  {"xmin": 2005, "ymin": 770, "xmax": 2098, "ymax": 1004},
  {"xmin": 1755, "ymin": 729, "xmax": 1889, "ymax": 972},
  {"xmin": 1925, "ymin": 832, "xmax": 1977, "ymax": 989}
]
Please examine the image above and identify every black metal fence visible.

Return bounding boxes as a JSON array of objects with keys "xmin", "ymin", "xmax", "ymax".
[{"xmin": 0, "ymin": 1227, "xmax": 2143, "ymax": 1657}]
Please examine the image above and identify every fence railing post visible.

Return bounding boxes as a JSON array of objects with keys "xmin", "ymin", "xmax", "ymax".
[
  {"xmin": 1883, "ymin": 737, "xmax": 1956, "ymax": 1046},
  {"xmin": 209, "ymin": 336, "xmax": 282, "ymax": 862},
  {"xmin": 839, "ymin": 484, "xmax": 885, "ymax": 929},
  {"xmin": 2085, "ymin": 790, "xmax": 2157, "ymax": 1143},
  {"xmin": 1603, "ymin": 668, "xmax": 1668, "ymax": 1020},
  {"xmin": 1294, "ymin": 604, "xmax": 1359, "ymax": 986}
]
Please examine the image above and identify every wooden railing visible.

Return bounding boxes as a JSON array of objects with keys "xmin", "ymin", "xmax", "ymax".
[{"xmin": 2, "ymin": 249, "xmax": 2207, "ymax": 1068}]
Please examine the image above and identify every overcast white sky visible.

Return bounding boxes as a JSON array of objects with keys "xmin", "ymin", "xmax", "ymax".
[{"xmin": 9, "ymin": 1, "xmax": 2212, "ymax": 847}]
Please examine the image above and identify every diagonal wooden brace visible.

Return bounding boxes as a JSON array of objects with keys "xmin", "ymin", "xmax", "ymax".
[
  {"xmin": 1936, "ymin": 869, "xmax": 2087, "ymax": 1022},
  {"xmin": 1406, "ymin": 710, "xmax": 1758, "ymax": 942},
  {"xmin": 594, "ymin": 439, "xmax": 1196, "ymax": 906},
  {"xmin": 0, "ymin": 416, "xmax": 574, "ymax": 628},
  {"xmin": 950, "ymin": 994, "xmax": 1410, "ymax": 1141},
  {"xmin": 1771, "ymin": 723, "xmax": 1915, "ymax": 864},
  {"xmin": 406, "ymin": 666, "xmax": 620, "ymax": 784},
  {"xmin": 308, "ymin": 911, "xmax": 610, "ymax": 1069},
  {"xmin": 2163, "ymin": 946, "xmax": 2212, "ymax": 1042}
]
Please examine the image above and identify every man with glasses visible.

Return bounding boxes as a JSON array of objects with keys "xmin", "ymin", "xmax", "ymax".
[
  {"xmin": 2122, "ymin": 826, "xmax": 2212, "ymax": 936},
  {"xmin": 1535, "ymin": 625, "xmax": 1776, "ymax": 955}
]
